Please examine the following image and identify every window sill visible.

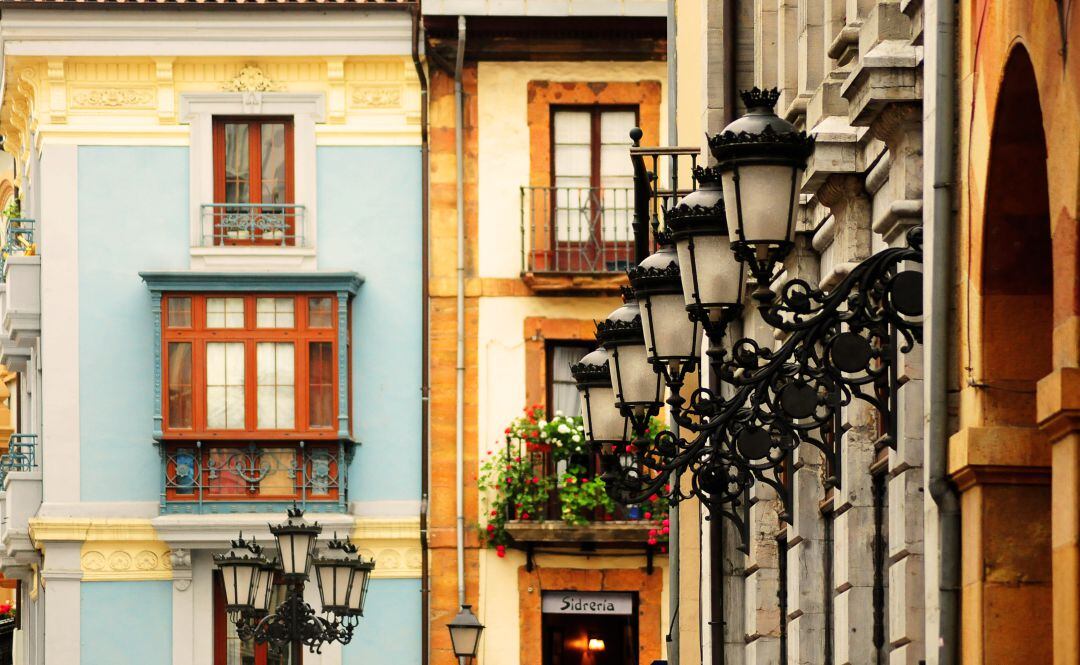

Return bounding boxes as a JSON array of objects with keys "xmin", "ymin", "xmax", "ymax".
[{"xmin": 190, "ymin": 246, "xmax": 317, "ymax": 272}]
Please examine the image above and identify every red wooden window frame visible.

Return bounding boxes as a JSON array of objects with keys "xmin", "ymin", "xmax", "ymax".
[
  {"xmin": 161, "ymin": 294, "xmax": 341, "ymax": 440},
  {"xmin": 212, "ymin": 117, "xmax": 296, "ymax": 245},
  {"xmin": 213, "ymin": 571, "xmax": 300, "ymax": 665}
]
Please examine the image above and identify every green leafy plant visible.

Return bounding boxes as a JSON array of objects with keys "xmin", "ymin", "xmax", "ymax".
[
  {"xmin": 478, "ymin": 450, "xmax": 554, "ymax": 557},
  {"xmin": 558, "ymin": 464, "xmax": 615, "ymax": 525}
]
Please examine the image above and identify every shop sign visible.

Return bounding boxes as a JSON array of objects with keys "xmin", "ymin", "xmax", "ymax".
[{"xmin": 541, "ymin": 591, "xmax": 633, "ymax": 615}]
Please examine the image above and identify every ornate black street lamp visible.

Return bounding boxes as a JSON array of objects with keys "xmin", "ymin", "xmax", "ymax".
[
  {"xmin": 628, "ymin": 242, "xmax": 702, "ymax": 387},
  {"xmin": 595, "ymin": 291, "xmax": 665, "ymax": 431},
  {"xmin": 214, "ymin": 507, "xmax": 376, "ymax": 658},
  {"xmin": 570, "ymin": 347, "xmax": 631, "ymax": 454},
  {"xmin": 576, "ymin": 87, "xmax": 924, "ymax": 552}
]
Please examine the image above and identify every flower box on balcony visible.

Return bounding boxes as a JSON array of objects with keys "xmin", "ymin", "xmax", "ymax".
[
  {"xmin": 1, "ymin": 255, "xmax": 41, "ymax": 354},
  {"xmin": 503, "ymin": 520, "xmax": 657, "ymax": 545}
]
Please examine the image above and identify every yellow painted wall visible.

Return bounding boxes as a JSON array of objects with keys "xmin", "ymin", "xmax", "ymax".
[{"xmin": 475, "ymin": 60, "xmax": 669, "ymax": 280}]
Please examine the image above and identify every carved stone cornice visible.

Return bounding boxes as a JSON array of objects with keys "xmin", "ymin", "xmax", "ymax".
[{"xmin": 816, "ymin": 173, "xmax": 867, "ymax": 210}]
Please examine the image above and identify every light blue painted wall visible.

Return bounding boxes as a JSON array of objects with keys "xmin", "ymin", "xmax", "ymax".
[
  {"xmin": 342, "ymin": 578, "xmax": 421, "ymax": 664},
  {"xmin": 78, "ymin": 146, "xmax": 190, "ymax": 501},
  {"xmin": 81, "ymin": 581, "xmax": 172, "ymax": 665},
  {"xmin": 317, "ymin": 147, "xmax": 422, "ymax": 504}
]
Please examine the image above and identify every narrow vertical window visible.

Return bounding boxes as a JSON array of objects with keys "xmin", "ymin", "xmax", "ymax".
[
  {"xmin": 308, "ymin": 297, "xmax": 333, "ymax": 328},
  {"xmin": 213, "ymin": 117, "xmax": 295, "ymax": 245},
  {"xmin": 309, "ymin": 342, "xmax": 334, "ymax": 429},
  {"xmin": 256, "ymin": 342, "xmax": 295, "ymax": 430},
  {"xmin": 207, "ymin": 342, "xmax": 246, "ymax": 429},
  {"xmin": 167, "ymin": 342, "xmax": 193, "ymax": 429},
  {"xmin": 167, "ymin": 297, "xmax": 192, "ymax": 328}
]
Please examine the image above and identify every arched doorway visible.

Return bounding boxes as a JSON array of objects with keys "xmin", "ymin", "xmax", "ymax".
[{"xmin": 963, "ymin": 44, "xmax": 1054, "ymax": 662}]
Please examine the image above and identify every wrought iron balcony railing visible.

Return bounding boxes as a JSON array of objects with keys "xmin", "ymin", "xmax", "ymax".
[
  {"xmin": 521, "ymin": 186, "xmax": 635, "ymax": 275},
  {"xmin": 159, "ymin": 440, "xmax": 350, "ymax": 514},
  {"xmin": 0, "ymin": 434, "xmax": 38, "ymax": 484},
  {"xmin": 0, "ymin": 219, "xmax": 36, "ymax": 279},
  {"xmin": 199, "ymin": 204, "xmax": 306, "ymax": 248}
]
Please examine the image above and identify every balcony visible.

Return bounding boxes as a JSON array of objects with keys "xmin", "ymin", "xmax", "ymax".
[
  {"xmin": 520, "ymin": 186, "xmax": 634, "ymax": 294},
  {"xmin": 158, "ymin": 440, "xmax": 351, "ymax": 515},
  {"xmin": 0, "ymin": 434, "xmax": 41, "ymax": 561},
  {"xmin": 198, "ymin": 203, "xmax": 307, "ymax": 247},
  {"xmin": 0, "ymin": 220, "xmax": 39, "ymax": 372}
]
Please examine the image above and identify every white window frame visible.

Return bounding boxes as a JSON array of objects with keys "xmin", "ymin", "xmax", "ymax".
[{"xmin": 180, "ymin": 92, "xmax": 325, "ymax": 271}]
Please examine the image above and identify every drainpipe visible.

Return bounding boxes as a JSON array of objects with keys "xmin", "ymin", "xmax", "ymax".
[
  {"xmin": 924, "ymin": 0, "xmax": 959, "ymax": 664},
  {"xmin": 453, "ymin": 14, "xmax": 468, "ymax": 665},
  {"xmin": 665, "ymin": 3, "xmax": 680, "ymax": 664},
  {"xmin": 409, "ymin": 6, "xmax": 431, "ymax": 665}
]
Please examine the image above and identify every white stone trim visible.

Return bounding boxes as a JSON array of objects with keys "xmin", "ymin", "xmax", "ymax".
[
  {"xmin": 39, "ymin": 143, "xmax": 79, "ymax": 505},
  {"xmin": 40, "ymin": 541, "xmax": 80, "ymax": 665},
  {"xmin": 0, "ymin": 9, "xmax": 413, "ymax": 57},
  {"xmin": 179, "ymin": 92, "xmax": 325, "ymax": 272}
]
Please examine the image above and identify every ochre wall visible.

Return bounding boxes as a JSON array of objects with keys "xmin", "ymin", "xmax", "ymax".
[{"xmin": 954, "ymin": 1, "xmax": 1080, "ymax": 663}]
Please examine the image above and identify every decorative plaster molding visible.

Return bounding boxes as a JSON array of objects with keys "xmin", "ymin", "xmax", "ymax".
[
  {"xmin": 170, "ymin": 548, "xmax": 193, "ymax": 591},
  {"xmin": 222, "ymin": 66, "xmax": 282, "ymax": 93},
  {"xmin": 81, "ymin": 540, "xmax": 173, "ymax": 581},
  {"xmin": 349, "ymin": 84, "xmax": 403, "ymax": 109},
  {"xmin": 351, "ymin": 518, "xmax": 421, "ymax": 579},
  {"xmin": 70, "ymin": 87, "xmax": 156, "ymax": 109}
]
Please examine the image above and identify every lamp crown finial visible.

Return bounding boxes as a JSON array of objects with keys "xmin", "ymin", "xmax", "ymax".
[{"xmin": 740, "ymin": 87, "xmax": 781, "ymax": 111}]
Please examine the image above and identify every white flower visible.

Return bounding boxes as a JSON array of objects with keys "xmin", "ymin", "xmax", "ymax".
[
  {"xmin": 572, "ymin": 435, "xmax": 581, "ymax": 443},
  {"xmin": 539, "ymin": 420, "xmax": 548, "ymax": 427},
  {"xmin": 555, "ymin": 410, "xmax": 564, "ymax": 417},
  {"xmin": 557, "ymin": 423, "xmax": 571, "ymax": 434},
  {"xmin": 540, "ymin": 431, "xmax": 548, "ymax": 439}
]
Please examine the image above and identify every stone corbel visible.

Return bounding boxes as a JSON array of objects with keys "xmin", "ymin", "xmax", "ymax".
[
  {"xmin": 170, "ymin": 548, "xmax": 193, "ymax": 591},
  {"xmin": 839, "ymin": 2, "xmax": 921, "ymax": 127},
  {"xmin": 1037, "ymin": 367, "xmax": 1080, "ymax": 443},
  {"xmin": 869, "ymin": 103, "xmax": 924, "ymax": 244},
  {"xmin": 155, "ymin": 58, "xmax": 176, "ymax": 124},
  {"xmin": 814, "ymin": 174, "xmax": 872, "ymax": 289},
  {"xmin": 803, "ymin": 71, "xmax": 862, "ymax": 191},
  {"xmin": 326, "ymin": 58, "xmax": 347, "ymax": 124},
  {"xmin": 46, "ymin": 59, "xmax": 66, "ymax": 125}
]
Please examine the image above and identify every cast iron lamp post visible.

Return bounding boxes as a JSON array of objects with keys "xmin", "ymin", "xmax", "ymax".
[
  {"xmin": 447, "ymin": 604, "xmax": 485, "ymax": 663},
  {"xmin": 214, "ymin": 506, "xmax": 375, "ymax": 659},
  {"xmin": 577, "ymin": 88, "xmax": 924, "ymax": 550}
]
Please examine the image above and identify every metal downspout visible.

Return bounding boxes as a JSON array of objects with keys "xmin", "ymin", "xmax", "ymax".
[
  {"xmin": 665, "ymin": 2, "xmax": 680, "ymax": 663},
  {"xmin": 453, "ymin": 14, "xmax": 468, "ymax": 665},
  {"xmin": 925, "ymin": 0, "xmax": 959, "ymax": 663},
  {"xmin": 410, "ymin": 6, "xmax": 431, "ymax": 664}
]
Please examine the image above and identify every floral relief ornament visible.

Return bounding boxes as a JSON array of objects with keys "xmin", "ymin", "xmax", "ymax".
[{"xmin": 223, "ymin": 66, "xmax": 283, "ymax": 93}]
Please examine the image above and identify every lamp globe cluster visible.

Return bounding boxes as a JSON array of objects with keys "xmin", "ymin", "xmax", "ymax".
[
  {"xmin": 213, "ymin": 506, "xmax": 375, "ymax": 622},
  {"xmin": 575, "ymin": 87, "xmax": 813, "ymax": 450}
]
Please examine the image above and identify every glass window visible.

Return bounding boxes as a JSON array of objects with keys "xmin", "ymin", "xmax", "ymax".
[
  {"xmin": 547, "ymin": 343, "xmax": 591, "ymax": 417},
  {"xmin": 308, "ymin": 297, "xmax": 333, "ymax": 328},
  {"xmin": 256, "ymin": 298, "xmax": 295, "ymax": 329},
  {"xmin": 207, "ymin": 298, "xmax": 245, "ymax": 329},
  {"xmin": 256, "ymin": 342, "xmax": 295, "ymax": 430},
  {"xmin": 167, "ymin": 297, "xmax": 192, "ymax": 328},
  {"xmin": 167, "ymin": 343, "xmax": 193, "ymax": 429},
  {"xmin": 309, "ymin": 342, "xmax": 334, "ymax": 429},
  {"xmin": 207, "ymin": 342, "xmax": 246, "ymax": 429}
]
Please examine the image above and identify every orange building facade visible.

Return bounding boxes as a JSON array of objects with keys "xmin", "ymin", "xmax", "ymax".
[{"xmin": 952, "ymin": 1, "xmax": 1080, "ymax": 663}]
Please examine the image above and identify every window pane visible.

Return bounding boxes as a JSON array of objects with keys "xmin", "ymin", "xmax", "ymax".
[
  {"xmin": 553, "ymin": 110, "xmax": 591, "ymax": 143},
  {"xmin": 549, "ymin": 345, "xmax": 590, "ymax": 417},
  {"xmin": 207, "ymin": 297, "xmax": 245, "ymax": 329},
  {"xmin": 257, "ymin": 342, "xmax": 295, "ymax": 429},
  {"xmin": 261, "ymin": 123, "xmax": 287, "ymax": 205},
  {"xmin": 308, "ymin": 297, "xmax": 333, "ymax": 328},
  {"xmin": 167, "ymin": 297, "xmax": 192, "ymax": 328},
  {"xmin": 309, "ymin": 342, "xmax": 334, "ymax": 428},
  {"xmin": 599, "ymin": 110, "xmax": 637, "ymax": 143},
  {"xmin": 256, "ymin": 297, "xmax": 294, "ymax": 329},
  {"xmin": 167, "ymin": 342, "xmax": 193, "ymax": 428},
  {"xmin": 224, "ymin": 123, "xmax": 250, "ymax": 205},
  {"xmin": 207, "ymin": 342, "xmax": 245, "ymax": 429}
]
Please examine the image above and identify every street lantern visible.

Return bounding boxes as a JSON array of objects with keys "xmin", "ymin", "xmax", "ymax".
[
  {"xmin": 215, "ymin": 507, "xmax": 378, "ymax": 654},
  {"xmin": 571, "ymin": 347, "xmax": 630, "ymax": 452},
  {"xmin": 595, "ymin": 291, "xmax": 664, "ymax": 425},
  {"xmin": 708, "ymin": 87, "xmax": 813, "ymax": 294},
  {"xmin": 665, "ymin": 166, "xmax": 746, "ymax": 335},
  {"xmin": 447, "ymin": 604, "xmax": 485, "ymax": 661},
  {"xmin": 628, "ymin": 242, "xmax": 701, "ymax": 386},
  {"xmin": 213, "ymin": 535, "xmax": 266, "ymax": 613},
  {"xmin": 269, "ymin": 505, "xmax": 321, "ymax": 580},
  {"xmin": 313, "ymin": 535, "xmax": 371, "ymax": 616}
]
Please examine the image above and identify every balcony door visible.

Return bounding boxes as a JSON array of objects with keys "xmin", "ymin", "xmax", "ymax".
[
  {"xmin": 550, "ymin": 107, "xmax": 637, "ymax": 272},
  {"xmin": 212, "ymin": 117, "xmax": 295, "ymax": 246}
]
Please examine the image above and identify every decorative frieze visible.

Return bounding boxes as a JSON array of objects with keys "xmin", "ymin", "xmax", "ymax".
[
  {"xmin": 70, "ymin": 87, "xmax": 156, "ymax": 109},
  {"xmin": 81, "ymin": 541, "xmax": 173, "ymax": 581},
  {"xmin": 222, "ymin": 65, "xmax": 282, "ymax": 93},
  {"xmin": 350, "ymin": 84, "xmax": 403, "ymax": 109}
]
